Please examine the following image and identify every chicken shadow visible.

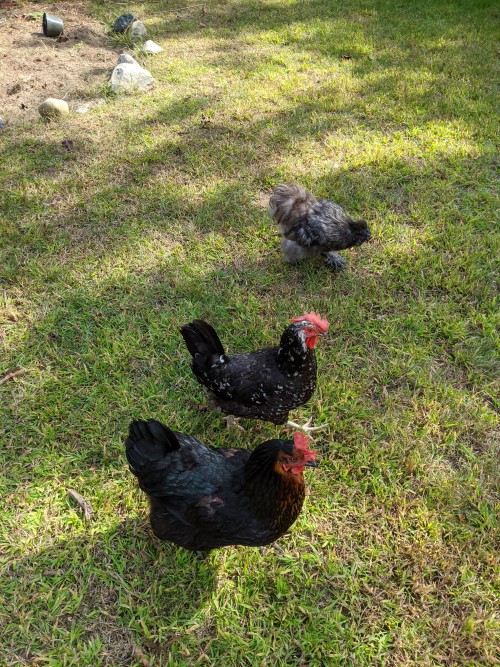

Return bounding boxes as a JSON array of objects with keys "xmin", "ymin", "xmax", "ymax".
[{"xmin": 3, "ymin": 517, "xmax": 217, "ymax": 665}]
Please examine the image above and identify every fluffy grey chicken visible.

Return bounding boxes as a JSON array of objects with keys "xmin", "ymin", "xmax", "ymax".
[{"xmin": 269, "ymin": 183, "xmax": 371, "ymax": 270}]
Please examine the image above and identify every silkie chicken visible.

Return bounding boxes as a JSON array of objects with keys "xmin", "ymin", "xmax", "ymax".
[
  {"xmin": 125, "ymin": 419, "xmax": 317, "ymax": 552},
  {"xmin": 180, "ymin": 312, "xmax": 329, "ymax": 432},
  {"xmin": 268, "ymin": 183, "xmax": 371, "ymax": 270}
]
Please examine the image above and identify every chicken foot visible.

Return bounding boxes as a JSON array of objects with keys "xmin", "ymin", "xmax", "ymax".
[
  {"xmin": 286, "ymin": 416, "xmax": 327, "ymax": 433},
  {"xmin": 323, "ymin": 251, "xmax": 347, "ymax": 270},
  {"xmin": 224, "ymin": 415, "xmax": 246, "ymax": 431},
  {"xmin": 260, "ymin": 541, "xmax": 286, "ymax": 556}
]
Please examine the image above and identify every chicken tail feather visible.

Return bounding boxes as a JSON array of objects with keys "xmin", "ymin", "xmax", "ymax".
[
  {"xmin": 180, "ymin": 320, "xmax": 225, "ymax": 358},
  {"xmin": 125, "ymin": 419, "xmax": 180, "ymax": 478}
]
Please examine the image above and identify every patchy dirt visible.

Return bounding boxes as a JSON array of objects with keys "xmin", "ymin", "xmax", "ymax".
[{"xmin": 0, "ymin": 1, "xmax": 121, "ymax": 122}]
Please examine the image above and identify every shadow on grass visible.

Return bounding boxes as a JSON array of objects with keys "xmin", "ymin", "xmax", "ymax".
[
  {"xmin": 1, "ymin": 215, "xmax": 496, "ymax": 482},
  {"xmin": 0, "ymin": 2, "xmax": 498, "ymax": 664},
  {"xmin": 1, "ymin": 0, "xmax": 496, "ymax": 284},
  {"xmin": 0, "ymin": 110, "xmax": 494, "ymax": 278},
  {"xmin": 3, "ymin": 518, "xmax": 218, "ymax": 665},
  {"xmin": 0, "ymin": 32, "xmax": 496, "ymax": 473},
  {"xmin": 128, "ymin": 0, "xmax": 495, "ymax": 43}
]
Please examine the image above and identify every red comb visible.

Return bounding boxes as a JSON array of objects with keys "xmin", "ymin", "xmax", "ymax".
[
  {"xmin": 293, "ymin": 432, "xmax": 317, "ymax": 462},
  {"xmin": 291, "ymin": 312, "xmax": 329, "ymax": 333}
]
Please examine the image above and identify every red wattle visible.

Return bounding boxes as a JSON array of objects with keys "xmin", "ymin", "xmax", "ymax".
[{"xmin": 306, "ymin": 336, "xmax": 317, "ymax": 349}]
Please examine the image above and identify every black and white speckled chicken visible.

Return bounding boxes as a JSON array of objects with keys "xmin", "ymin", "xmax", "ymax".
[
  {"xmin": 125, "ymin": 419, "xmax": 317, "ymax": 552},
  {"xmin": 269, "ymin": 183, "xmax": 371, "ymax": 270},
  {"xmin": 180, "ymin": 312, "xmax": 329, "ymax": 432}
]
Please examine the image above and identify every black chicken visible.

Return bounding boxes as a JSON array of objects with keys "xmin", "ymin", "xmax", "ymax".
[
  {"xmin": 269, "ymin": 183, "xmax": 371, "ymax": 270},
  {"xmin": 180, "ymin": 312, "xmax": 329, "ymax": 431},
  {"xmin": 125, "ymin": 419, "xmax": 317, "ymax": 552}
]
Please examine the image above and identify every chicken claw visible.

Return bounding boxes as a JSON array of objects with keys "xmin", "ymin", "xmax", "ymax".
[
  {"xmin": 260, "ymin": 541, "xmax": 286, "ymax": 556},
  {"xmin": 224, "ymin": 415, "xmax": 246, "ymax": 431},
  {"xmin": 286, "ymin": 417, "xmax": 327, "ymax": 433},
  {"xmin": 323, "ymin": 251, "xmax": 347, "ymax": 270}
]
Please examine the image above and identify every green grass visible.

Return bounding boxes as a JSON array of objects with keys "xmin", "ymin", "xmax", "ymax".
[{"xmin": 1, "ymin": 0, "xmax": 499, "ymax": 664}]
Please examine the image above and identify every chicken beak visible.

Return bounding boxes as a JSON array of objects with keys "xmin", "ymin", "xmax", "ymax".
[
  {"xmin": 313, "ymin": 328, "xmax": 327, "ymax": 338},
  {"xmin": 303, "ymin": 460, "xmax": 318, "ymax": 468}
]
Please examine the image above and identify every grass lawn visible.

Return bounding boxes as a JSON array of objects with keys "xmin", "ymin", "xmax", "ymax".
[{"xmin": 1, "ymin": 0, "xmax": 499, "ymax": 664}]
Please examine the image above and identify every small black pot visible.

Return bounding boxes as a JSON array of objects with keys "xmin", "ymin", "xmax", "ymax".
[{"xmin": 43, "ymin": 13, "xmax": 64, "ymax": 37}]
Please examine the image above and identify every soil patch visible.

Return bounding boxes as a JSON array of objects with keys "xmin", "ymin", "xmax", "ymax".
[{"xmin": 0, "ymin": 1, "xmax": 121, "ymax": 122}]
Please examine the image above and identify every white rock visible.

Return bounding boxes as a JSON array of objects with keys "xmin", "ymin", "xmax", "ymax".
[
  {"xmin": 75, "ymin": 102, "xmax": 92, "ymax": 114},
  {"xmin": 143, "ymin": 40, "xmax": 163, "ymax": 54},
  {"xmin": 130, "ymin": 20, "xmax": 147, "ymax": 41},
  {"xmin": 74, "ymin": 99, "xmax": 106, "ymax": 114},
  {"xmin": 110, "ymin": 62, "xmax": 155, "ymax": 94},
  {"xmin": 118, "ymin": 53, "xmax": 137, "ymax": 65},
  {"xmin": 38, "ymin": 98, "xmax": 69, "ymax": 119}
]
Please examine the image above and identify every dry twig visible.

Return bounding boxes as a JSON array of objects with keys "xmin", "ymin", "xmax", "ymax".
[
  {"xmin": 0, "ymin": 367, "xmax": 25, "ymax": 385},
  {"xmin": 68, "ymin": 489, "xmax": 94, "ymax": 521},
  {"xmin": 132, "ymin": 645, "xmax": 153, "ymax": 667}
]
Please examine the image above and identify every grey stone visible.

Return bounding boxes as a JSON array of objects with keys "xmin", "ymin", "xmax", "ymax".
[
  {"xmin": 38, "ymin": 98, "xmax": 70, "ymax": 119},
  {"xmin": 143, "ymin": 40, "xmax": 163, "ymax": 54},
  {"xmin": 130, "ymin": 20, "xmax": 147, "ymax": 42},
  {"xmin": 113, "ymin": 13, "xmax": 136, "ymax": 34},
  {"xmin": 118, "ymin": 53, "xmax": 137, "ymax": 65},
  {"xmin": 110, "ymin": 62, "xmax": 155, "ymax": 94}
]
